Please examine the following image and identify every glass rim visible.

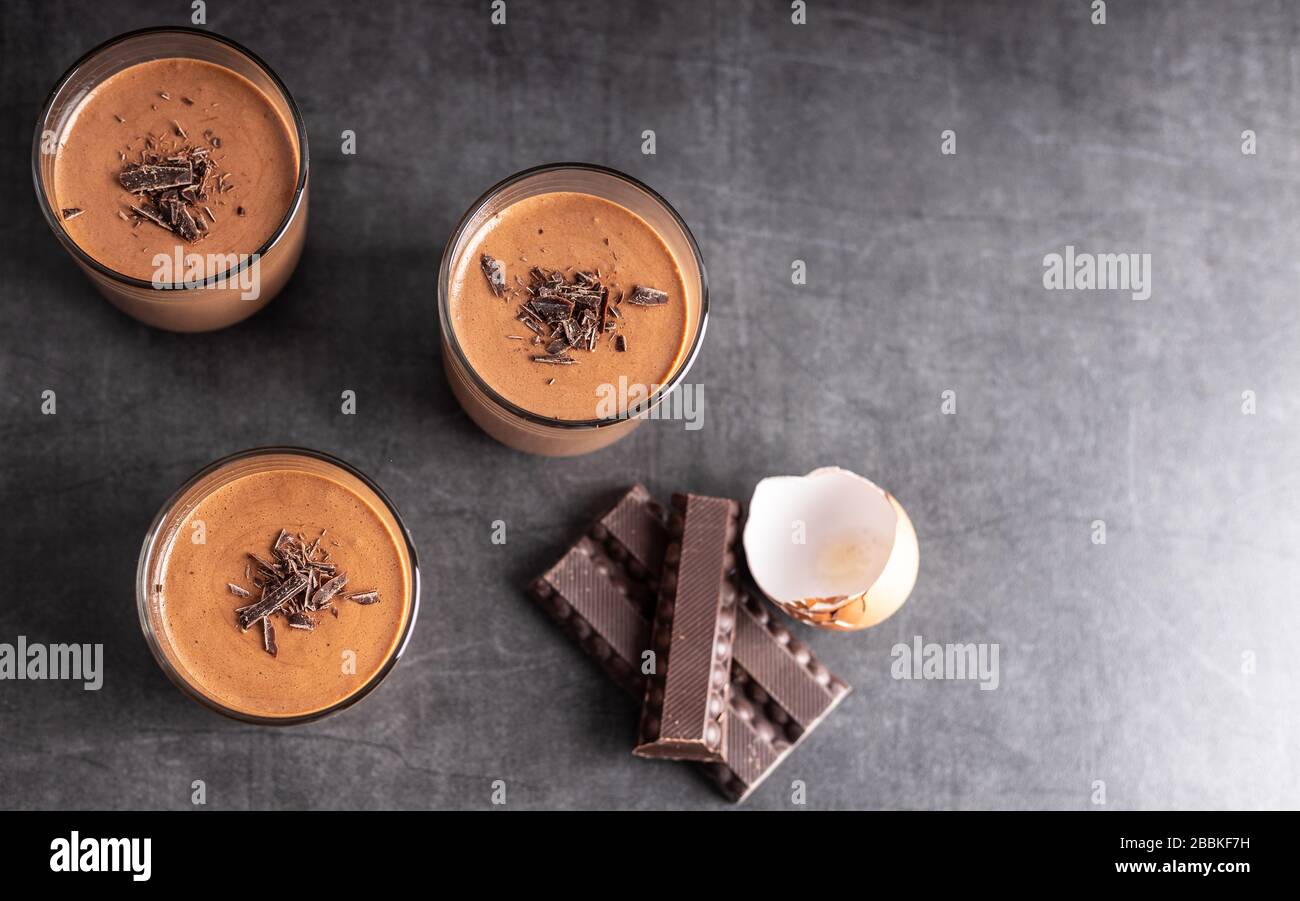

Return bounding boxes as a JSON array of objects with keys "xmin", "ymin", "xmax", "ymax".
[
  {"xmin": 436, "ymin": 162, "xmax": 711, "ymax": 431},
  {"xmin": 31, "ymin": 26, "xmax": 311, "ymax": 293},
  {"xmin": 134, "ymin": 446, "xmax": 421, "ymax": 726}
]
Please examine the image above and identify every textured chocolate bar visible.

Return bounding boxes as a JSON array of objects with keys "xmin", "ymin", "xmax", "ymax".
[
  {"xmin": 707, "ymin": 595, "xmax": 850, "ymax": 801},
  {"xmin": 527, "ymin": 485, "xmax": 850, "ymax": 802},
  {"xmin": 528, "ymin": 486, "xmax": 665, "ymax": 696},
  {"xmin": 530, "ymin": 534, "xmax": 650, "ymax": 696},
  {"xmin": 530, "ymin": 486, "xmax": 665, "ymax": 696},
  {"xmin": 633, "ymin": 494, "xmax": 739, "ymax": 761}
]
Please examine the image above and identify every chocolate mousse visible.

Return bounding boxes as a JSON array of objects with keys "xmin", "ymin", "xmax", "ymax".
[
  {"xmin": 448, "ymin": 191, "xmax": 690, "ymax": 422},
  {"xmin": 139, "ymin": 452, "xmax": 416, "ymax": 721},
  {"xmin": 53, "ymin": 57, "xmax": 297, "ymax": 282}
]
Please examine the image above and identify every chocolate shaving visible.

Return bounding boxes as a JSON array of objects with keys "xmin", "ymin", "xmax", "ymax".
[
  {"xmin": 173, "ymin": 205, "xmax": 201, "ymax": 242},
  {"xmin": 129, "ymin": 202, "xmax": 168, "ymax": 230},
  {"xmin": 236, "ymin": 573, "xmax": 308, "ymax": 630},
  {"xmin": 529, "ymin": 299, "xmax": 572, "ymax": 322},
  {"xmin": 311, "ymin": 573, "xmax": 349, "ymax": 609},
  {"xmin": 348, "ymin": 591, "xmax": 381, "ymax": 605},
  {"xmin": 481, "ymin": 254, "xmax": 507, "ymax": 297},
  {"xmin": 117, "ymin": 138, "xmax": 225, "ymax": 244},
  {"xmin": 61, "ymin": 208, "xmax": 84, "ymax": 221},
  {"xmin": 494, "ymin": 264, "xmax": 656, "ymax": 370},
  {"xmin": 627, "ymin": 285, "xmax": 669, "ymax": 306},
  {"xmin": 232, "ymin": 530, "xmax": 374, "ymax": 656},
  {"xmin": 119, "ymin": 163, "xmax": 193, "ymax": 193}
]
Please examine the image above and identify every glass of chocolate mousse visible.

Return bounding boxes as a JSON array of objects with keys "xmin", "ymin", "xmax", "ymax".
[
  {"xmin": 136, "ymin": 448, "xmax": 420, "ymax": 724},
  {"xmin": 438, "ymin": 164, "xmax": 709, "ymax": 456},
  {"xmin": 33, "ymin": 28, "xmax": 309, "ymax": 332}
]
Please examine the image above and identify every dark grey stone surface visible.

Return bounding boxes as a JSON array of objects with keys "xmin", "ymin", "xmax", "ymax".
[{"xmin": 1, "ymin": 0, "xmax": 1296, "ymax": 810}]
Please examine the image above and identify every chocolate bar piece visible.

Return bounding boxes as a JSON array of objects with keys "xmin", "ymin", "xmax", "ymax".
[
  {"xmin": 527, "ymin": 485, "xmax": 850, "ymax": 802},
  {"xmin": 707, "ymin": 597, "xmax": 849, "ymax": 801},
  {"xmin": 528, "ymin": 486, "xmax": 662, "ymax": 696},
  {"xmin": 634, "ymin": 494, "xmax": 739, "ymax": 762},
  {"xmin": 530, "ymin": 532, "xmax": 653, "ymax": 696},
  {"xmin": 119, "ymin": 162, "xmax": 194, "ymax": 193}
]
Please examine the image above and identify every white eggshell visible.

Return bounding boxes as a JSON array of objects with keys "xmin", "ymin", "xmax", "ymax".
[{"xmin": 743, "ymin": 467, "xmax": 919, "ymax": 631}]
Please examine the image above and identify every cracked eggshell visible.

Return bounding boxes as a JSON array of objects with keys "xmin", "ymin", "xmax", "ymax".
[{"xmin": 743, "ymin": 467, "xmax": 919, "ymax": 631}]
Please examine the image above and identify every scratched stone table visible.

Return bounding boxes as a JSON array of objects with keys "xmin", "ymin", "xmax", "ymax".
[{"xmin": 0, "ymin": 0, "xmax": 1296, "ymax": 810}]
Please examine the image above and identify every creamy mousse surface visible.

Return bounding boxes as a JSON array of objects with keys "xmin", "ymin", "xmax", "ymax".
[
  {"xmin": 448, "ymin": 191, "xmax": 689, "ymax": 421},
  {"xmin": 154, "ymin": 468, "xmax": 410, "ymax": 719},
  {"xmin": 53, "ymin": 57, "xmax": 297, "ymax": 281}
]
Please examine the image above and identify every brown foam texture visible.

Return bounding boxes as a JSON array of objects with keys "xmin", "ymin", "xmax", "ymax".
[
  {"xmin": 633, "ymin": 493, "xmax": 739, "ymax": 761},
  {"xmin": 527, "ymin": 485, "xmax": 851, "ymax": 802}
]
